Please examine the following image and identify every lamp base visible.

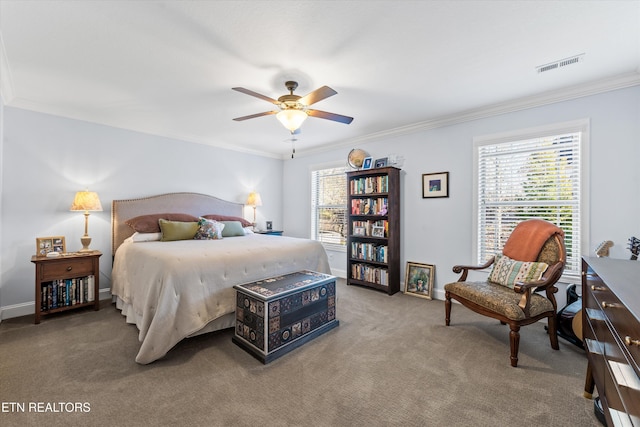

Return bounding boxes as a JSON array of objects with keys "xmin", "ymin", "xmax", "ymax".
[{"xmin": 78, "ymin": 235, "xmax": 93, "ymax": 252}]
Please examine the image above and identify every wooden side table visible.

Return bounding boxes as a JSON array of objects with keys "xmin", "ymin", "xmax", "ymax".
[{"xmin": 31, "ymin": 251, "xmax": 101, "ymax": 324}]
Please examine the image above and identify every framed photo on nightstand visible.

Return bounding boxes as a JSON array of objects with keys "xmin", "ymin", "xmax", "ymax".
[{"xmin": 36, "ymin": 236, "xmax": 66, "ymax": 256}]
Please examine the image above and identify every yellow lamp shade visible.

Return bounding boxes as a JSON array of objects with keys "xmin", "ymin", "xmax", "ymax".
[{"xmin": 70, "ymin": 191, "xmax": 103, "ymax": 212}]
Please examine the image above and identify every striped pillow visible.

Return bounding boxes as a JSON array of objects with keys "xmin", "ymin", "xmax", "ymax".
[{"xmin": 488, "ymin": 253, "xmax": 548, "ymax": 289}]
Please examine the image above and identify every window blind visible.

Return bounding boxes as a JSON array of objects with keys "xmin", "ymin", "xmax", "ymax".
[
  {"xmin": 477, "ymin": 131, "xmax": 582, "ymax": 279},
  {"xmin": 311, "ymin": 166, "xmax": 348, "ymax": 248}
]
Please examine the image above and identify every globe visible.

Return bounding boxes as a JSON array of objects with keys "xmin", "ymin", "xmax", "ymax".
[{"xmin": 347, "ymin": 148, "xmax": 370, "ymax": 169}]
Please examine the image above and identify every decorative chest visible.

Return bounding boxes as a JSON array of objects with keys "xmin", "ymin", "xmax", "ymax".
[{"xmin": 233, "ymin": 270, "xmax": 338, "ymax": 363}]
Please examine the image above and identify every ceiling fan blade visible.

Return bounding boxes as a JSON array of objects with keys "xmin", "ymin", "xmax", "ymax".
[
  {"xmin": 232, "ymin": 111, "xmax": 278, "ymax": 121},
  {"xmin": 307, "ymin": 109, "xmax": 354, "ymax": 124},
  {"xmin": 232, "ymin": 87, "xmax": 279, "ymax": 104},
  {"xmin": 299, "ymin": 86, "xmax": 337, "ymax": 106}
]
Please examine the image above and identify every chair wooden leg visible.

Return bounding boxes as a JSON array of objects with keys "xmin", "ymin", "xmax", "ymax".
[
  {"xmin": 547, "ymin": 314, "xmax": 560, "ymax": 350},
  {"xmin": 445, "ymin": 292, "xmax": 451, "ymax": 326},
  {"xmin": 509, "ymin": 325, "xmax": 520, "ymax": 367}
]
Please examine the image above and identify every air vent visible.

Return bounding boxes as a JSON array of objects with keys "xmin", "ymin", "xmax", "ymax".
[{"xmin": 536, "ymin": 54, "xmax": 585, "ymax": 74}]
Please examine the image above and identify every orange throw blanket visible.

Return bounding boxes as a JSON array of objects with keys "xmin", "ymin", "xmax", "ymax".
[{"xmin": 502, "ymin": 219, "xmax": 564, "ymax": 262}]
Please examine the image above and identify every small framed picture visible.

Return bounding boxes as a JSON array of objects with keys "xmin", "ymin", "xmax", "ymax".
[
  {"xmin": 422, "ymin": 172, "xmax": 449, "ymax": 198},
  {"xmin": 404, "ymin": 262, "xmax": 434, "ymax": 299},
  {"xmin": 374, "ymin": 157, "xmax": 388, "ymax": 168},
  {"xmin": 353, "ymin": 226, "xmax": 366, "ymax": 236},
  {"xmin": 362, "ymin": 157, "xmax": 373, "ymax": 170},
  {"xmin": 36, "ymin": 236, "xmax": 66, "ymax": 256},
  {"xmin": 266, "ymin": 221, "xmax": 273, "ymax": 230},
  {"xmin": 371, "ymin": 226, "xmax": 385, "ymax": 238}
]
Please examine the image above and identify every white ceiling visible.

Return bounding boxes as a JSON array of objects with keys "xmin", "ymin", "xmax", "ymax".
[{"xmin": 1, "ymin": 1, "xmax": 639, "ymax": 158}]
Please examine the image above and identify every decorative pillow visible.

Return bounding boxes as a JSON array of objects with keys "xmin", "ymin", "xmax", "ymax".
[
  {"xmin": 158, "ymin": 219, "xmax": 199, "ymax": 241},
  {"xmin": 126, "ymin": 213, "xmax": 198, "ymax": 233},
  {"xmin": 194, "ymin": 217, "xmax": 225, "ymax": 240},
  {"xmin": 203, "ymin": 214, "xmax": 252, "ymax": 228},
  {"xmin": 130, "ymin": 232, "xmax": 162, "ymax": 242},
  {"xmin": 220, "ymin": 221, "xmax": 246, "ymax": 237},
  {"xmin": 487, "ymin": 253, "xmax": 549, "ymax": 289}
]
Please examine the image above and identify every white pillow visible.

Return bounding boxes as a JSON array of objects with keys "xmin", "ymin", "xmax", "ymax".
[
  {"xmin": 243, "ymin": 227, "xmax": 254, "ymax": 235},
  {"xmin": 130, "ymin": 232, "xmax": 162, "ymax": 242}
]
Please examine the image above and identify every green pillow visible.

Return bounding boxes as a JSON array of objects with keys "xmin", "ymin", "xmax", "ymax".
[
  {"xmin": 159, "ymin": 219, "xmax": 199, "ymax": 241},
  {"xmin": 220, "ymin": 221, "xmax": 246, "ymax": 237},
  {"xmin": 487, "ymin": 253, "xmax": 549, "ymax": 289}
]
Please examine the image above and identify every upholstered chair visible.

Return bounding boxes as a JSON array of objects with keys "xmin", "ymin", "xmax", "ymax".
[{"xmin": 444, "ymin": 219, "xmax": 566, "ymax": 367}]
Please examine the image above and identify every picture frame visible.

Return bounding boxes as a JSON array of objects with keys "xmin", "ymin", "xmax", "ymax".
[
  {"xmin": 36, "ymin": 236, "xmax": 66, "ymax": 256},
  {"xmin": 404, "ymin": 262, "xmax": 434, "ymax": 300},
  {"xmin": 374, "ymin": 157, "xmax": 388, "ymax": 168},
  {"xmin": 362, "ymin": 157, "xmax": 373, "ymax": 170},
  {"xmin": 371, "ymin": 225, "xmax": 385, "ymax": 238},
  {"xmin": 422, "ymin": 171, "xmax": 449, "ymax": 198},
  {"xmin": 266, "ymin": 221, "xmax": 273, "ymax": 230}
]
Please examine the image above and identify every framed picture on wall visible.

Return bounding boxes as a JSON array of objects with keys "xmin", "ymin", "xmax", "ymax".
[
  {"xmin": 422, "ymin": 172, "xmax": 449, "ymax": 198},
  {"xmin": 404, "ymin": 262, "xmax": 434, "ymax": 299}
]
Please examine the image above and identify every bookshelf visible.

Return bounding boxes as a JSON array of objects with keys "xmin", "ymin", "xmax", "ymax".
[
  {"xmin": 346, "ymin": 166, "xmax": 400, "ymax": 295},
  {"xmin": 31, "ymin": 251, "xmax": 101, "ymax": 324}
]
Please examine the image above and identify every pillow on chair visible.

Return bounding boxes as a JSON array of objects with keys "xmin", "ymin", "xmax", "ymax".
[{"xmin": 488, "ymin": 253, "xmax": 549, "ymax": 289}]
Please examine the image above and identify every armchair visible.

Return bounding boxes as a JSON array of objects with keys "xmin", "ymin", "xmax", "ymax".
[{"xmin": 444, "ymin": 219, "xmax": 566, "ymax": 367}]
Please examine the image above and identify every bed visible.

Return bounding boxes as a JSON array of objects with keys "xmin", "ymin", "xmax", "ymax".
[{"xmin": 110, "ymin": 192, "xmax": 331, "ymax": 364}]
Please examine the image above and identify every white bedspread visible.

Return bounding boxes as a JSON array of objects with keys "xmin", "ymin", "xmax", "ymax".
[{"xmin": 111, "ymin": 234, "xmax": 331, "ymax": 364}]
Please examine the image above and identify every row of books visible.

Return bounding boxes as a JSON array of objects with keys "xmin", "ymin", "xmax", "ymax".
[
  {"xmin": 350, "ymin": 175, "xmax": 388, "ymax": 195},
  {"xmin": 350, "ymin": 197, "xmax": 388, "ymax": 215},
  {"xmin": 352, "ymin": 219, "xmax": 388, "ymax": 238},
  {"xmin": 40, "ymin": 275, "xmax": 95, "ymax": 311},
  {"xmin": 351, "ymin": 242, "xmax": 388, "ymax": 263},
  {"xmin": 351, "ymin": 263, "xmax": 389, "ymax": 286}
]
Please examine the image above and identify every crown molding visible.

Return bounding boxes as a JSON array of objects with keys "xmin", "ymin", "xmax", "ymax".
[{"xmin": 289, "ymin": 71, "xmax": 640, "ymax": 159}]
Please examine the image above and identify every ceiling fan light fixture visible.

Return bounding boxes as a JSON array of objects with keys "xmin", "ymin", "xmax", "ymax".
[{"xmin": 276, "ymin": 109, "xmax": 308, "ymax": 133}]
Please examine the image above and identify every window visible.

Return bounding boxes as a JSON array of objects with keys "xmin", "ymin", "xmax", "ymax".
[
  {"xmin": 474, "ymin": 120, "xmax": 588, "ymax": 281},
  {"xmin": 311, "ymin": 166, "xmax": 348, "ymax": 249}
]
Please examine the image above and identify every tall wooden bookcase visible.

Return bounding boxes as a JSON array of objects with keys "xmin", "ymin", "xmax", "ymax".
[{"xmin": 346, "ymin": 166, "xmax": 400, "ymax": 295}]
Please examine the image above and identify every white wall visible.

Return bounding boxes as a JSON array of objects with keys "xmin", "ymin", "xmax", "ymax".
[
  {"xmin": 283, "ymin": 86, "xmax": 640, "ymax": 300},
  {"xmin": 0, "ymin": 107, "xmax": 283, "ymax": 319}
]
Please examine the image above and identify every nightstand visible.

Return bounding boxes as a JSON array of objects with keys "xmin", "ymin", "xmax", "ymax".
[
  {"xmin": 256, "ymin": 230, "xmax": 283, "ymax": 236},
  {"xmin": 31, "ymin": 251, "xmax": 101, "ymax": 324}
]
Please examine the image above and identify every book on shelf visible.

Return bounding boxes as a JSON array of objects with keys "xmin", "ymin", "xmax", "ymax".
[
  {"xmin": 351, "ymin": 220, "xmax": 388, "ymax": 238},
  {"xmin": 351, "ymin": 263, "xmax": 389, "ymax": 286},
  {"xmin": 40, "ymin": 275, "xmax": 95, "ymax": 311},
  {"xmin": 350, "ymin": 197, "xmax": 388, "ymax": 215},
  {"xmin": 351, "ymin": 242, "xmax": 388, "ymax": 263},
  {"xmin": 350, "ymin": 175, "xmax": 389, "ymax": 195}
]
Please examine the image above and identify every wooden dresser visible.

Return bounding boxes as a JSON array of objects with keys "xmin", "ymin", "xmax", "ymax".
[{"xmin": 582, "ymin": 257, "xmax": 640, "ymax": 426}]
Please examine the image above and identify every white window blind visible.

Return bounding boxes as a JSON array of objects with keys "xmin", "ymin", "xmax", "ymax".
[
  {"xmin": 476, "ymin": 128, "xmax": 583, "ymax": 280},
  {"xmin": 311, "ymin": 166, "xmax": 348, "ymax": 249}
]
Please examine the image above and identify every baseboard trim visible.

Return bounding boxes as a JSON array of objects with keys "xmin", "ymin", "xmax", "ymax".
[{"xmin": 0, "ymin": 288, "xmax": 112, "ymax": 322}]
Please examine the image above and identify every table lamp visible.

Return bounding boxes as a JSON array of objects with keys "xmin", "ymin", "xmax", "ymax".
[
  {"xmin": 246, "ymin": 192, "xmax": 262, "ymax": 230},
  {"xmin": 70, "ymin": 190, "xmax": 103, "ymax": 252}
]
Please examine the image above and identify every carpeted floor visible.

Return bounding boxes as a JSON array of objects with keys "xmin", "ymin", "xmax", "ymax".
[{"xmin": 1, "ymin": 279, "xmax": 600, "ymax": 427}]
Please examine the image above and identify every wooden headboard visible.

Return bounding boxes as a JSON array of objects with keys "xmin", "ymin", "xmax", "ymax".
[{"xmin": 111, "ymin": 192, "xmax": 244, "ymax": 255}]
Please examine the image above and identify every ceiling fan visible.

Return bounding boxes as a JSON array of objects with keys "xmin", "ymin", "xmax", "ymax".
[{"xmin": 232, "ymin": 81, "xmax": 354, "ymax": 133}]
